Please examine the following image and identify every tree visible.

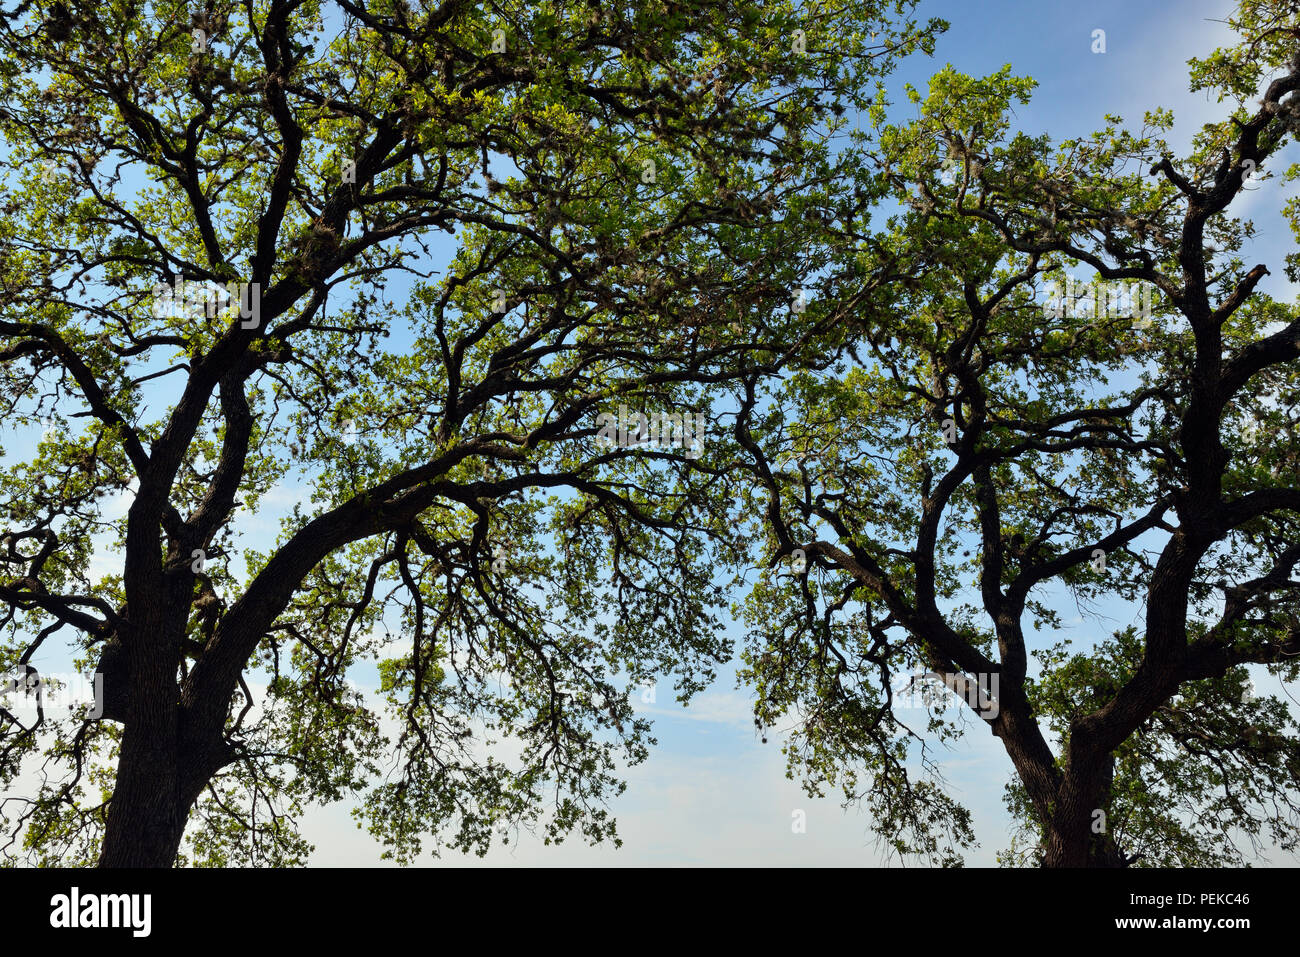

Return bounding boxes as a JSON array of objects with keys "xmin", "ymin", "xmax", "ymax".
[
  {"xmin": 735, "ymin": 0, "xmax": 1300, "ymax": 866},
  {"xmin": 0, "ymin": 0, "xmax": 938, "ymax": 866}
]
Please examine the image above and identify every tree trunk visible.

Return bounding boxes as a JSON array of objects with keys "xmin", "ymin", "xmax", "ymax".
[
  {"xmin": 96, "ymin": 588, "xmax": 219, "ymax": 867},
  {"xmin": 97, "ymin": 719, "xmax": 191, "ymax": 867},
  {"xmin": 1042, "ymin": 746, "xmax": 1125, "ymax": 867},
  {"xmin": 97, "ymin": 700, "xmax": 225, "ymax": 867}
]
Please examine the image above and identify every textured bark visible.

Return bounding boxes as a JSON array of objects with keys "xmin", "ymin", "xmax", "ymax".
[
  {"xmin": 98, "ymin": 718, "xmax": 188, "ymax": 868},
  {"xmin": 97, "ymin": 634, "xmax": 226, "ymax": 868},
  {"xmin": 97, "ymin": 502, "xmax": 227, "ymax": 868},
  {"xmin": 1042, "ymin": 747, "xmax": 1124, "ymax": 868}
]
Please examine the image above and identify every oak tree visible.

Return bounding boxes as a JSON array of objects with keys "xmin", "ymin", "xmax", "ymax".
[
  {"xmin": 0, "ymin": 0, "xmax": 934, "ymax": 865},
  {"xmin": 736, "ymin": 0, "xmax": 1300, "ymax": 866}
]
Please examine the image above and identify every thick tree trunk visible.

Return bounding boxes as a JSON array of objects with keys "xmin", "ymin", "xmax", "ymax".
[
  {"xmin": 98, "ymin": 703, "xmax": 224, "ymax": 867},
  {"xmin": 98, "ymin": 720, "xmax": 191, "ymax": 868},
  {"xmin": 96, "ymin": 581, "xmax": 221, "ymax": 867},
  {"xmin": 1043, "ymin": 811, "xmax": 1125, "ymax": 866},
  {"xmin": 1042, "ymin": 746, "xmax": 1125, "ymax": 867},
  {"xmin": 986, "ymin": 685, "xmax": 1115, "ymax": 865}
]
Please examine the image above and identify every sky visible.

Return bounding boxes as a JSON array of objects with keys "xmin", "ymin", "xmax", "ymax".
[{"xmin": 3, "ymin": 0, "xmax": 1297, "ymax": 868}]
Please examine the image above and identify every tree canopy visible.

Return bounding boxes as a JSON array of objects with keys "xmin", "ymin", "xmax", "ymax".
[
  {"xmin": 0, "ymin": 0, "xmax": 942, "ymax": 866},
  {"xmin": 736, "ymin": 0, "xmax": 1300, "ymax": 866},
  {"xmin": 0, "ymin": 0, "xmax": 1297, "ymax": 870}
]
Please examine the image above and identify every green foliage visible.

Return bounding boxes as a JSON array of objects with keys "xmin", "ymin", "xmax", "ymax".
[
  {"xmin": 736, "ymin": 0, "xmax": 1300, "ymax": 865},
  {"xmin": 0, "ymin": 0, "xmax": 943, "ymax": 865}
]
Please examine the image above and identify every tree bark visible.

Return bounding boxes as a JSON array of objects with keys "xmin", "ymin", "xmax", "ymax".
[
  {"xmin": 97, "ymin": 718, "xmax": 190, "ymax": 867},
  {"xmin": 97, "ymin": 550, "xmax": 223, "ymax": 867},
  {"xmin": 97, "ymin": 692, "xmax": 225, "ymax": 867},
  {"xmin": 1042, "ymin": 743, "xmax": 1125, "ymax": 867}
]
